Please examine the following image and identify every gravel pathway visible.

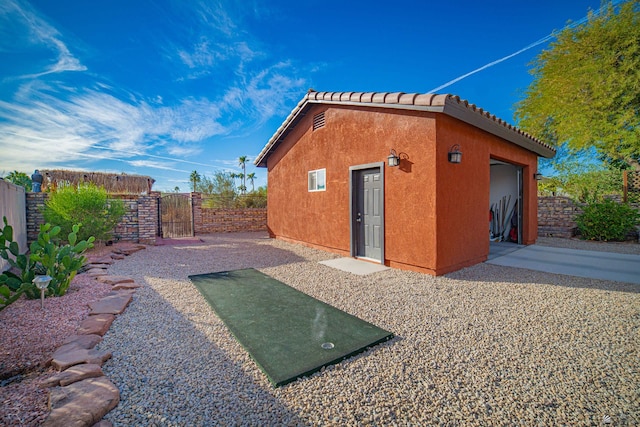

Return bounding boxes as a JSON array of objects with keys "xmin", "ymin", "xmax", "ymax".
[{"xmin": 98, "ymin": 233, "xmax": 639, "ymax": 426}]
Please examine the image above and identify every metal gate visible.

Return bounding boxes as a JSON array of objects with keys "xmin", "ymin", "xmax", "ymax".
[{"xmin": 159, "ymin": 194, "xmax": 194, "ymax": 238}]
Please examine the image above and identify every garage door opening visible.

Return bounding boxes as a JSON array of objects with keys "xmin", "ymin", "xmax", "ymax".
[{"xmin": 489, "ymin": 160, "xmax": 523, "ymax": 252}]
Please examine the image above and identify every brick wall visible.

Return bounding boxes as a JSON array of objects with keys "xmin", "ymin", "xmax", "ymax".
[
  {"xmin": 537, "ymin": 196, "xmax": 582, "ymax": 238},
  {"xmin": 138, "ymin": 192, "xmax": 159, "ymax": 245},
  {"xmin": 112, "ymin": 195, "xmax": 139, "ymax": 242},
  {"xmin": 197, "ymin": 208, "xmax": 267, "ymax": 233},
  {"xmin": 26, "ymin": 193, "xmax": 47, "ymax": 247},
  {"xmin": 191, "ymin": 192, "xmax": 266, "ymax": 233},
  {"xmin": 538, "ymin": 196, "xmax": 640, "ymax": 240},
  {"xmin": 26, "ymin": 192, "xmax": 264, "ymax": 246},
  {"xmin": 26, "ymin": 193, "xmax": 159, "ymax": 245}
]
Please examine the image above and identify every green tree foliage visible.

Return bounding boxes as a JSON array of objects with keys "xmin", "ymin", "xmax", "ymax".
[
  {"xmin": 537, "ymin": 144, "xmax": 624, "ymax": 202},
  {"xmin": 236, "ymin": 186, "xmax": 267, "ymax": 208},
  {"xmin": 575, "ymin": 199, "xmax": 640, "ymax": 241},
  {"xmin": 238, "ymin": 156, "xmax": 248, "ymax": 194},
  {"xmin": 195, "ymin": 172, "xmax": 266, "ymax": 208},
  {"xmin": 3, "ymin": 171, "xmax": 32, "ymax": 191},
  {"xmin": 516, "ymin": 1, "xmax": 640, "ymax": 171},
  {"xmin": 43, "ymin": 183, "xmax": 126, "ymax": 243},
  {"xmin": 190, "ymin": 170, "xmax": 201, "ymax": 192},
  {"xmin": 198, "ymin": 171, "xmax": 238, "ymax": 207},
  {"xmin": 246, "ymin": 172, "xmax": 256, "ymax": 192}
]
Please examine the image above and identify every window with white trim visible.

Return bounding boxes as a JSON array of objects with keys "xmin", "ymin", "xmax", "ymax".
[{"xmin": 308, "ymin": 168, "xmax": 326, "ymax": 192}]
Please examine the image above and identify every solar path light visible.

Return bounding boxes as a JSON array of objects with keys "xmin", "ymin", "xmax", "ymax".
[{"xmin": 33, "ymin": 275, "xmax": 52, "ymax": 309}]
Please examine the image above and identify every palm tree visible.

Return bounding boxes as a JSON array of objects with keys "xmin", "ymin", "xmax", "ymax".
[
  {"xmin": 238, "ymin": 156, "xmax": 248, "ymax": 194},
  {"xmin": 246, "ymin": 172, "xmax": 256, "ymax": 192},
  {"xmin": 189, "ymin": 170, "xmax": 201, "ymax": 192}
]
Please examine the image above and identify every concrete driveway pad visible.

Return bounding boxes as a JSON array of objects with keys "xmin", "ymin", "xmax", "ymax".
[{"xmin": 487, "ymin": 244, "xmax": 640, "ymax": 284}]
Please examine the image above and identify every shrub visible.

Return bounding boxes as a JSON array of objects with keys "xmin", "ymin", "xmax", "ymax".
[
  {"xmin": 575, "ymin": 199, "xmax": 640, "ymax": 241},
  {"xmin": 0, "ymin": 217, "xmax": 94, "ymax": 310},
  {"xmin": 43, "ymin": 183, "xmax": 125, "ymax": 243}
]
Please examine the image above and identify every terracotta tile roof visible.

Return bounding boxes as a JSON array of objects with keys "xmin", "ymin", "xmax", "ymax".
[{"xmin": 254, "ymin": 90, "xmax": 555, "ymax": 167}]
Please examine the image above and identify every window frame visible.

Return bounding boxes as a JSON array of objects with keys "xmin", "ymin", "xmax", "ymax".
[{"xmin": 308, "ymin": 168, "xmax": 326, "ymax": 192}]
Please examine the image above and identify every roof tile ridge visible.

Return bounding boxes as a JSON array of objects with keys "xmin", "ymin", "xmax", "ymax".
[
  {"xmin": 384, "ymin": 92, "xmax": 403, "ymax": 104},
  {"xmin": 371, "ymin": 92, "xmax": 387, "ymax": 103},
  {"xmin": 340, "ymin": 92, "xmax": 354, "ymax": 101},
  {"xmin": 399, "ymin": 93, "xmax": 419, "ymax": 105},
  {"xmin": 361, "ymin": 92, "xmax": 375, "ymax": 103},
  {"xmin": 431, "ymin": 94, "xmax": 451, "ymax": 105},
  {"xmin": 351, "ymin": 92, "xmax": 365, "ymax": 102}
]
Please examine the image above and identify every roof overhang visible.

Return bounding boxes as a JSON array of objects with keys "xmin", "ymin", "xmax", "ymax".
[{"xmin": 254, "ymin": 91, "xmax": 555, "ymax": 167}]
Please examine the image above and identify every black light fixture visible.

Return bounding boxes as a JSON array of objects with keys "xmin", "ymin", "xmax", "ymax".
[
  {"xmin": 533, "ymin": 172, "xmax": 543, "ymax": 181},
  {"xmin": 387, "ymin": 149, "xmax": 400, "ymax": 167},
  {"xmin": 448, "ymin": 144, "xmax": 462, "ymax": 164}
]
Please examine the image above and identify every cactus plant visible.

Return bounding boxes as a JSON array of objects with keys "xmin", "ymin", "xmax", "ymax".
[
  {"xmin": 29, "ymin": 223, "xmax": 95, "ymax": 297},
  {"xmin": 0, "ymin": 217, "xmax": 95, "ymax": 310}
]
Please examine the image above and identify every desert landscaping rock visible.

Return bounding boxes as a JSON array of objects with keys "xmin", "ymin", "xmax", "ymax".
[
  {"xmin": 114, "ymin": 245, "xmax": 146, "ymax": 255},
  {"xmin": 86, "ymin": 268, "xmax": 108, "ymax": 277},
  {"xmin": 62, "ymin": 334, "xmax": 103, "ymax": 349},
  {"xmin": 95, "ymin": 276, "xmax": 134, "ymax": 285},
  {"xmin": 110, "ymin": 253, "xmax": 125, "ymax": 260},
  {"xmin": 50, "ymin": 335, "xmax": 112, "ymax": 371},
  {"xmin": 112, "ymin": 282, "xmax": 141, "ymax": 291},
  {"xmin": 43, "ymin": 377, "xmax": 119, "ymax": 427},
  {"xmin": 86, "ymin": 263, "xmax": 112, "ymax": 269},
  {"xmin": 87, "ymin": 256, "xmax": 114, "ymax": 265},
  {"xmin": 94, "ymin": 233, "xmax": 639, "ymax": 426},
  {"xmin": 39, "ymin": 364, "xmax": 104, "ymax": 388},
  {"xmin": 77, "ymin": 314, "xmax": 116, "ymax": 336},
  {"xmin": 88, "ymin": 291, "xmax": 133, "ymax": 315}
]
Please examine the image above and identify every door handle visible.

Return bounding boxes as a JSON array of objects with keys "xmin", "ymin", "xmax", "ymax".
[{"xmin": 356, "ymin": 212, "xmax": 362, "ymax": 222}]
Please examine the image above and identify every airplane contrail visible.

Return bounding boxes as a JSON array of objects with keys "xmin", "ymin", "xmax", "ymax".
[{"xmin": 427, "ymin": 0, "xmax": 628, "ymax": 93}]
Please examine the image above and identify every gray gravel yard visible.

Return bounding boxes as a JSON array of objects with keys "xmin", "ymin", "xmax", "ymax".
[{"xmin": 98, "ymin": 233, "xmax": 639, "ymax": 426}]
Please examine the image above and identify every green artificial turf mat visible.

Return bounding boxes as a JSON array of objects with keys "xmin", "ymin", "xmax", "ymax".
[{"xmin": 188, "ymin": 268, "xmax": 393, "ymax": 387}]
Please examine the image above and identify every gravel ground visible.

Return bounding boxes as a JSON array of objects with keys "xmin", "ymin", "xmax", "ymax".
[
  {"xmin": 95, "ymin": 233, "xmax": 639, "ymax": 426},
  {"xmin": 0, "ymin": 273, "xmax": 112, "ymax": 426},
  {"xmin": 0, "ymin": 243, "xmax": 128, "ymax": 426}
]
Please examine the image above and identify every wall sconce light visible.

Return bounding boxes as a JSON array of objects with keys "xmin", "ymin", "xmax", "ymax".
[
  {"xmin": 533, "ymin": 173, "xmax": 543, "ymax": 181},
  {"xmin": 448, "ymin": 144, "xmax": 462, "ymax": 164},
  {"xmin": 387, "ymin": 149, "xmax": 400, "ymax": 167}
]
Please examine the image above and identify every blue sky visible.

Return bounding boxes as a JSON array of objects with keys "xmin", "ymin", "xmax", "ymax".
[{"xmin": 0, "ymin": 0, "xmax": 614, "ymax": 191}]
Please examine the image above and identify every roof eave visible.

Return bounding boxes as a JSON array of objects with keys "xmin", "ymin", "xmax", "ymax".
[
  {"xmin": 441, "ymin": 99, "xmax": 556, "ymax": 158},
  {"xmin": 254, "ymin": 92, "xmax": 556, "ymax": 167}
]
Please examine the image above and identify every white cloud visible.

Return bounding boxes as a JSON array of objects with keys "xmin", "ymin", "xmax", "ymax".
[
  {"xmin": 127, "ymin": 160, "xmax": 189, "ymax": 173},
  {"xmin": 0, "ymin": 0, "xmax": 86, "ymax": 78},
  {"xmin": 0, "ymin": 83, "xmax": 229, "ymax": 174}
]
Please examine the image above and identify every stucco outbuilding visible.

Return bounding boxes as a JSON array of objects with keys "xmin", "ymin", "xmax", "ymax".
[{"xmin": 255, "ymin": 90, "xmax": 555, "ymax": 275}]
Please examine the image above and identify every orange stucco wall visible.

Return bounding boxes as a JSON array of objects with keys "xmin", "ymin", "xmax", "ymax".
[
  {"xmin": 432, "ymin": 115, "xmax": 538, "ymax": 274},
  {"xmin": 265, "ymin": 104, "xmax": 539, "ymax": 275}
]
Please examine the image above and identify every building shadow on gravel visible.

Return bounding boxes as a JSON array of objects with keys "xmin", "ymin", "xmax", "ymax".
[
  {"xmin": 447, "ymin": 263, "xmax": 640, "ymax": 294},
  {"xmin": 157, "ymin": 232, "xmax": 310, "ymax": 275},
  {"xmin": 97, "ymin": 283, "xmax": 307, "ymax": 426}
]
